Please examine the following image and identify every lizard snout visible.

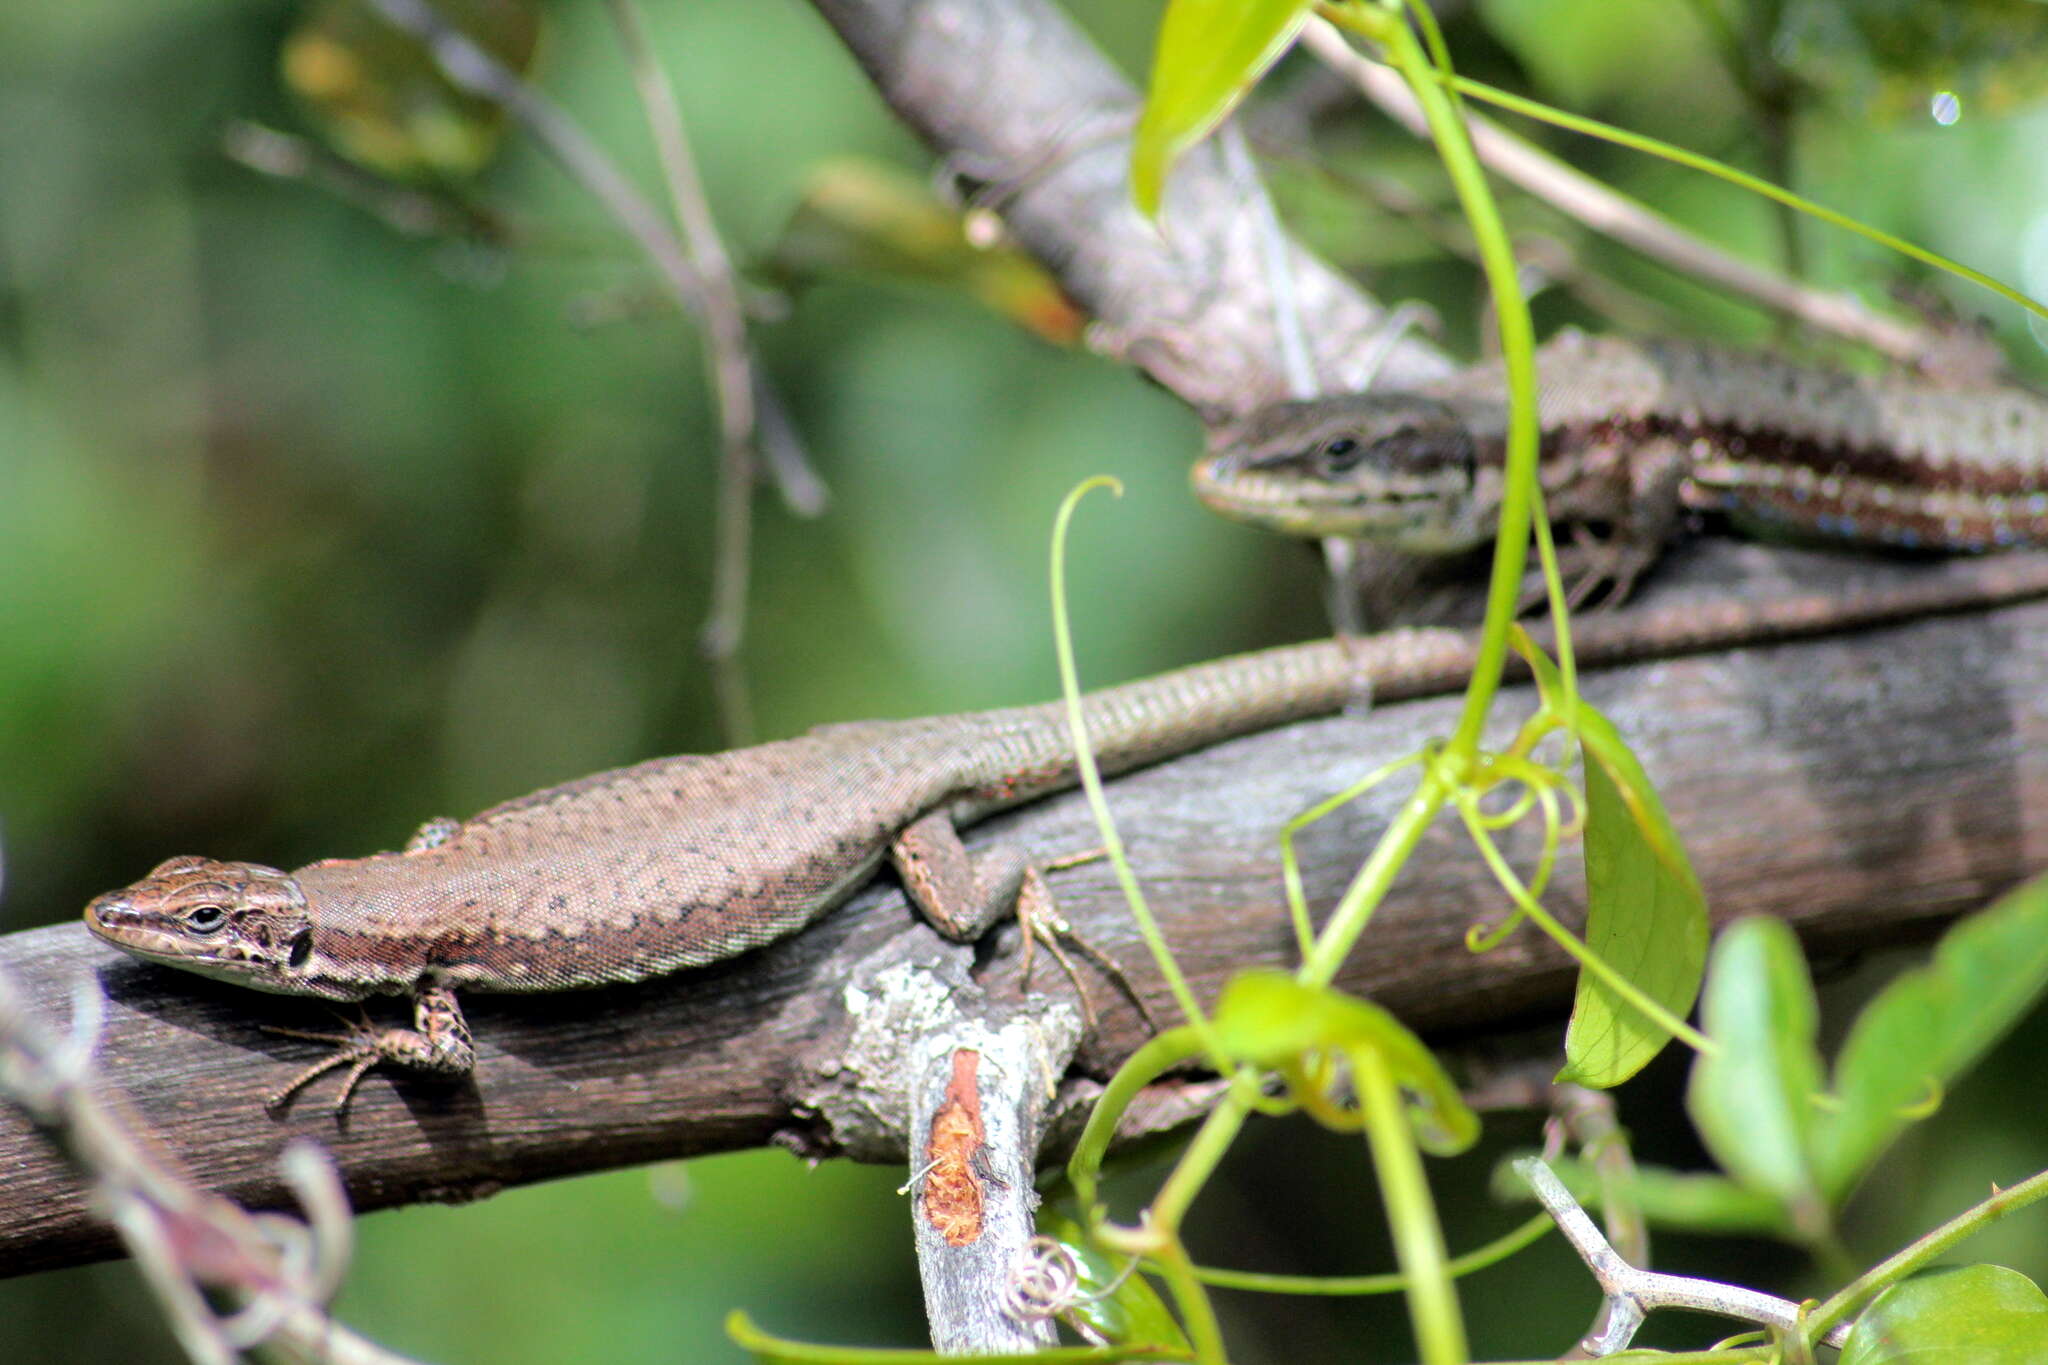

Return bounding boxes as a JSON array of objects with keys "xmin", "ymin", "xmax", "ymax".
[{"xmin": 84, "ymin": 888, "xmax": 138, "ymax": 936}]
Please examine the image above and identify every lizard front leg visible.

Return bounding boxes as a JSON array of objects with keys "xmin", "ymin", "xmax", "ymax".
[
  {"xmin": 1536, "ymin": 437, "xmax": 1692, "ymax": 610},
  {"xmin": 267, "ymin": 980, "xmax": 475, "ymax": 1115}
]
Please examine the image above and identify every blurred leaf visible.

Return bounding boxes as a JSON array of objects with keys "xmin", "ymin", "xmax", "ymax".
[
  {"xmin": 771, "ymin": 158, "xmax": 1084, "ymax": 345},
  {"xmin": 1841, "ymin": 1265, "xmax": 2048, "ymax": 1364},
  {"xmin": 1130, "ymin": 0, "xmax": 1311, "ymax": 217},
  {"xmin": 1557, "ymin": 697, "xmax": 1708, "ymax": 1087},
  {"xmin": 282, "ymin": 0, "xmax": 541, "ymax": 180},
  {"xmin": 1778, "ymin": 0, "xmax": 2048, "ymax": 117},
  {"xmin": 1490, "ymin": 1154, "xmax": 1789, "ymax": 1237},
  {"xmin": 1212, "ymin": 970, "xmax": 1479, "ymax": 1155},
  {"xmin": 1816, "ymin": 871, "xmax": 2048, "ymax": 1198},
  {"xmin": 1686, "ymin": 917, "xmax": 1828, "ymax": 1240},
  {"xmin": 726, "ymin": 1310, "xmax": 1190, "ymax": 1362}
]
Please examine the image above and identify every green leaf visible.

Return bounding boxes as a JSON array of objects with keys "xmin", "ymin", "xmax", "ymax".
[
  {"xmin": 1777, "ymin": 1, "xmax": 2048, "ymax": 118},
  {"xmin": 727, "ymin": 1311, "xmax": 1190, "ymax": 1363},
  {"xmin": 1130, "ymin": 0, "xmax": 1312, "ymax": 217},
  {"xmin": 1556, "ymin": 699, "xmax": 1708, "ymax": 1086},
  {"xmin": 1817, "ymin": 872, "xmax": 2048, "ymax": 1198},
  {"xmin": 1212, "ymin": 970, "xmax": 1479, "ymax": 1155},
  {"xmin": 283, "ymin": 0, "xmax": 542, "ymax": 181},
  {"xmin": 1038, "ymin": 1212, "xmax": 1191, "ymax": 1352},
  {"xmin": 1685, "ymin": 918, "xmax": 1828, "ymax": 1239},
  {"xmin": 770, "ymin": 159, "xmax": 1086, "ymax": 346},
  {"xmin": 1840, "ymin": 1265, "xmax": 2048, "ymax": 1364}
]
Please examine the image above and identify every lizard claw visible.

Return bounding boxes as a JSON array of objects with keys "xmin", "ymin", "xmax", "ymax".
[
  {"xmin": 1520, "ymin": 525, "xmax": 1660, "ymax": 614},
  {"xmin": 262, "ymin": 988, "xmax": 475, "ymax": 1118},
  {"xmin": 1016, "ymin": 865, "xmax": 1159, "ymax": 1036},
  {"xmin": 264, "ymin": 1025, "xmax": 388, "ymax": 1118}
]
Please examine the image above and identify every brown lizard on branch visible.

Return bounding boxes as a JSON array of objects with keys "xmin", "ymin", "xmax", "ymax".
[
  {"xmin": 1194, "ymin": 330, "xmax": 2048, "ymax": 605},
  {"xmin": 83, "ymin": 552, "xmax": 2048, "ymax": 1114}
]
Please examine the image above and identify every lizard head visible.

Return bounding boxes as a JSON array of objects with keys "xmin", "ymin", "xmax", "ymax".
[
  {"xmin": 85, "ymin": 856, "xmax": 316, "ymax": 993},
  {"xmin": 1191, "ymin": 393, "xmax": 1490, "ymax": 551}
]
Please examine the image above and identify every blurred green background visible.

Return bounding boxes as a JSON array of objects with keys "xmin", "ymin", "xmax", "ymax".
[{"xmin": 4, "ymin": 0, "xmax": 2048, "ymax": 1359}]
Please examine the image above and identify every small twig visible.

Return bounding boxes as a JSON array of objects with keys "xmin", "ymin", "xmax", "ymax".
[
  {"xmin": 221, "ymin": 121, "xmax": 500, "ymax": 243},
  {"xmin": 1225, "ymin": 122, "xmax": 1318, "ymax": 401},
  {"xmin": 752, "ymin": 373, "xmax": 830, "ymax": 518},
  {"xmin": 1515, "ymin": 1156, "xmax": 1851, "ymax": 1355},
  {"xmin": 360, "ymin": 0, "xmax": 709, "ymax": 318},
  {"xmin": 360, "ymin": 0, "xmax": 782, "ymax": 742},
  {"xmin": 1550, "ymin": 1086, "xmax": 1650, "ymax": 1354},
  {"xmin": 604, "ymin": 0, "xmax": 764, "ymax": 743},
  {"xmin": 1300, "ymin": 18, "xmax": 1934, "ymax": 364},
  {"xmin": 0, "ymin": 967, "xmax": 423, "ymax": 1364}
]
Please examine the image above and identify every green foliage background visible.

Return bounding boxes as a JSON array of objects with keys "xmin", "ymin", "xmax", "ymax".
[{"xmin": 3, "ymin": 0, "xmax": 2047, "ymax": 1360}]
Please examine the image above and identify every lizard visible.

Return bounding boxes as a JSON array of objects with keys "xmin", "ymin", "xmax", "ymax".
[
  {"xmin": 1191, "ymin": 329, "xmax": 2048, "ymax": 604},
  {"xmin": 81, "ymin": 553, "xmax": 2048, "ymax": 1114}
]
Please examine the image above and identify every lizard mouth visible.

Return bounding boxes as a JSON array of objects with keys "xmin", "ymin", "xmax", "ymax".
[
  {"xmin": 84, "ymin": 892, "xmax": 231, "ymax": 966},
  {"xmin": 1189, "ymin": 454, "xmax": 1459, "ymax": 540},
  {"xmin": 83, "ymin": 890, "xmax": 138, "ymax": 942}
]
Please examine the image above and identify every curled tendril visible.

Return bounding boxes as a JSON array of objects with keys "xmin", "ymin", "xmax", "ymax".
[
  {"xmin": 1005, "ymin": 1236, "xmax": 1141, "ymax": 1345},
  {"xmin": 1005, "ymin": 1236, "xmax": 1082, "ymax": 1322}
]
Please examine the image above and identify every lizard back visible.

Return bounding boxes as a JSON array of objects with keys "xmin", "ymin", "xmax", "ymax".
[{"xmin": 242, "ymin": 632, "xmax": 1465, "ymax": 995}]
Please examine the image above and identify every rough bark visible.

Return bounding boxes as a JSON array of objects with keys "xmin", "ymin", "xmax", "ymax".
[
  {"xmin": 806, "ymin": 0, "xmax": 1454, "ymax": 415},
  {"xmin": 5, "ymin": 543, "xmax": 2045, "ymax": 1278}
]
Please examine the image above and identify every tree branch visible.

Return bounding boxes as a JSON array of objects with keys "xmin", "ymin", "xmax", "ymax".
[
  {"xmin": 805, "ymin": 0, "xmax": 1456, "ymax": 416},
  {"xmin": 6, "ymin": 544, "xmax": 2048, "ymax": 1277}
]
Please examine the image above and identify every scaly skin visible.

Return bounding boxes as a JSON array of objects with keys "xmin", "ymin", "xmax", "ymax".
[
  {"xmin": 86, "ymin": 552, "xmax": 2048, "ymax": 1112},
  {"xmin": 1193, "ymin": 330, "xmax": 2048, "ymax": 600}
]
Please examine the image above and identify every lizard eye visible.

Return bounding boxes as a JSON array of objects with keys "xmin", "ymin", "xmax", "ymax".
[
  {"xmin": 185, "ymin": 904, "xmax": 228, "ymax": 934},
  {"xmin": 1318, "ymin": 436, "xmax": 1364, "ymax": 473}
]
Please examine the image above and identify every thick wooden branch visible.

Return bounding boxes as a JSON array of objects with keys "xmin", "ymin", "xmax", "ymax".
[
  {"xmin": 4, "ymin": 544, "xmax": 2047, "ymax": 1277},
  {"xmin": 805, "ymin": 0, "xmax": 1454, "ymax": 415}
]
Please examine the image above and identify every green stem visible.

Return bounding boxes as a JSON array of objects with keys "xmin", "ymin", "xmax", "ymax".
[
  {"xmin": 1191, "ymin": 1211, "xmax": 1553, "ymax": 1294},
  {"xmin": 1446, "ymin": 72, "xmax": 2048, "ymax": 324},
  {"xmin": 1147, "ymin": 1085, "xmax": 1256, "ymax": 1233},
  {"xmin": 1367, "ymin": 7, "xmax": 1541, "ymax": 763},
  {"xmin": 1064, "ymin": 1025, "xmax": 1207, "ymax": 1216},
  {"xmin": 1298, "ymin": 773, "xmax": 1446, "ymax": 988},
  {"xmin": 1806, "ymin": 1164, "xmax": 2048, "ymax": 1342},
  {"xmin": 1356, "ymin": 1046, "xmax": 1467, "ymax": 1363},
  {"xmin": 1150, "ymin": 1241, "xmax": 1229, "ymax": 1365},
  {"xmin": 1048, "ymin": 478, "xmax": 1210, "ymax": 1037}
]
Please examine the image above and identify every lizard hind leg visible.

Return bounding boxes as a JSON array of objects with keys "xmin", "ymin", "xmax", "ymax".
[
  {"xmin": 264, "ymin": 982, "xmax": 476, "ymax": 1116},
  {"xmin": 888, "ymin": 814, "xmax": 1156, "ymax": 1032},
  {"xmin": 889, "ymin": 810, "xmax": 1031, "ymax": 943}
]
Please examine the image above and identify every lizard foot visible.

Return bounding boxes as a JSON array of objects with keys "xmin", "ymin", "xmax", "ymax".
[
  {"xmin": 1520, "ymin": 525, "xmax": 1660, "ymax": 614},
  {"xmin": 1015, "ymin": 863, "xmax": 1159, "ymax": 1036},
  {"xmin": 263, "ymin": 984, "xmax": 475, "ymax": 1117},
  {"xmin": 263, "ymin": 1015, "xmax": 404, "ymax": 1117}
]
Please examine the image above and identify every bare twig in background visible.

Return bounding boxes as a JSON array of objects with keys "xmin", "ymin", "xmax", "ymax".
[
  {"xmin": 222, "ymin": 121, "xmax": 505, "ymax": 245},
  {"xmin": 604, "ymin": 0, "xmax": 771, "ymax": 744},
  {"xmin": 0, "ymin": 968, "xmax": 422, "ymax": 1365},
  {"xmin": 1299, "ymin": 18, "xmax": 1936, "ymax": 364},
  {"xmin": 1516, "ymin": 1157, "xmax": 1852, "ymax": 1355},
  {"xmin": 360, "ymin": 0, "xmax": 708, "ymax": 315},
  {"xmin": 361, "ymin": 0, "xmax": 778, "ymax": 741},
  {"xmin": 1224, "ymin": 122, "xmax": 1319, "ymax": 400}
]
